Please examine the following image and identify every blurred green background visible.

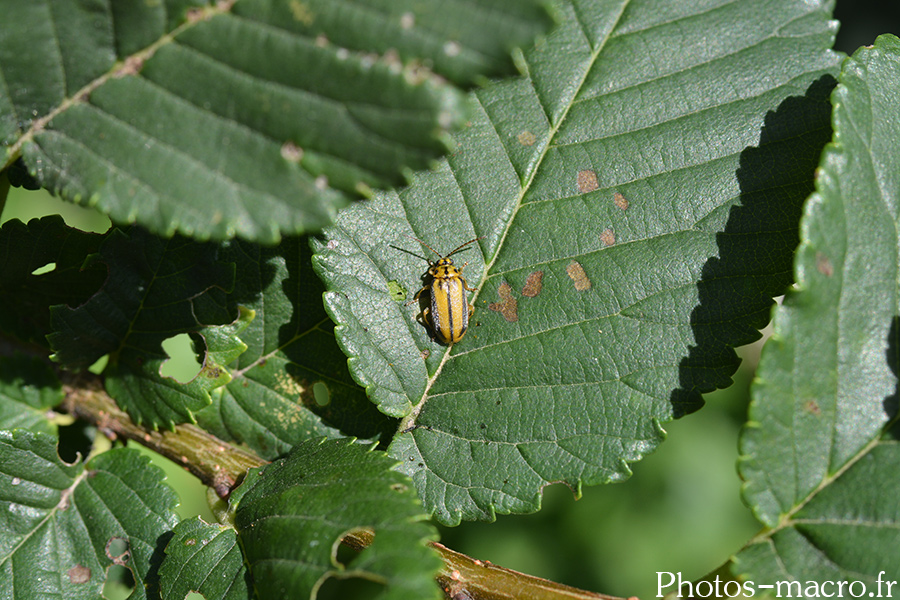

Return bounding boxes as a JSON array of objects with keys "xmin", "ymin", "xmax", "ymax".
[{"xmin": 1, "ymin": 3, "xmax": 897, "ymax": 597}]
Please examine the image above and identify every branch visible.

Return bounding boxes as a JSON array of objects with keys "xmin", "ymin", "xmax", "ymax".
[
  {"xmin": 433, "ymin": 542, "xmax": 621, "ymax": 600},
  {"xmin": 59, "ymin": 371, "xmax": 265, "ymax": 497}
]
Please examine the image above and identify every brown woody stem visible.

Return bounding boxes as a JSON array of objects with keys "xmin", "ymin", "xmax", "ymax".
[{"xmin": 60, "ymin": 371, "xmax": 265, "ymax": 497}]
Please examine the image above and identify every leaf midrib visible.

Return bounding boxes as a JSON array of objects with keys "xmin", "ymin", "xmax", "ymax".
[
  {"xmin": 0, "ymin": 466, "xmax": 86, "ymax": 569},
  {"xmin": 399, "ymin": 1, "xmax": 631, "ymax": 430},
  {"xmin": 749, "ymin": 430, "xmax": 900, "ymax": 547}
]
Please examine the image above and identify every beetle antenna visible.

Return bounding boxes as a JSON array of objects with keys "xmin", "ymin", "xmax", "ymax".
[
  {"xmin": 444, "ymin": 236, "xmax": 484, "ymax": 259},
  {"xmin": 403, "ymin": 233, "xmax": 442, "ymax": 258}
]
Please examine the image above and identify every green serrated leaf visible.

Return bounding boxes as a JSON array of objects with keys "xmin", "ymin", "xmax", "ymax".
[
  {"xmin": 230, "ymin": 437, "xmax": 442, "ymax": 599},
  {"xmin": 103, "ymin": 309, "xmax": 253, "ymax": 431},
  {"xmin": 48, "ymin": 226, "xmax": 237, "ymax": 429},
  {"xmin": 160, "ymin": 517, "xmax": 249, "ymax": 600},
  {"xmin": 0, "ymin": 430, "xmax": 180, "ymax": 600},
  {"xmin": 0, "ymin": 215, "xmax": 105, "ymax": 345},
  {"xmin": 195, "ymin": 237, "xmax": 395, "ymax": 460},
  {"xmin": 734, "ymin": 34, "xmax": 900, "ymax": 587},
  {"xmin": 1, "ymin": 0, "xmax": 550, "ymax": 242},
  {"xmin": 234, "ymin": 0, "xmax": 555, "ymax": 87},
  {"xmin": 191, "ymin": 306, "xmax": 255, "ymax": 386},
  {"xmin": 312, "ymin": 0, "xmax": 841, "ymax": 523},
  {"xmin": 0, "ymin": 353, "xmax": 63, "ymax": 435}
]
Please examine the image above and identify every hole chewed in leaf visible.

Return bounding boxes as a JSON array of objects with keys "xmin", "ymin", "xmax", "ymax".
[
  {"xmin": 31, "ymin": 262, "xmax": 56, "ymax": 275},
  {"xmin": 102, "ymin": 564, "xmax": 135, "ymax": 599},
  {"xmin": 331, "ymin": 527, "xmax": 374, "ymax": 569},
  {"xmin": 313, "ymin": 381, "xmax": 330, "ymax": 406},
  {"xmin": 105, "ymin": 537, "xmax": 130, "ymax": 565},
  {"xmin": 159, "ymin": 333, "xmax": 202, "ymax": 383}
]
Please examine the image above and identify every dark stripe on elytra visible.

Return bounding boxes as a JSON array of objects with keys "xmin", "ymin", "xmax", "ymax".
[{"xmin": 457, "ymin": 292, "xmax": 468, "ymax": 340}]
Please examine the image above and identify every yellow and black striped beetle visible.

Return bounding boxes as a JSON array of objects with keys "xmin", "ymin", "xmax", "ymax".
[{"xmin": 406, "ymin": 235, "xmax": 483, "ymax": 345}]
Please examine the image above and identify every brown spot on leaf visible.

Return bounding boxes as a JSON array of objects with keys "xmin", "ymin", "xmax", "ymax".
[
  {"xmin": 613, "ymin": 191, "xmax": 629, "ymax": 210},
  {"xmin": 443, "ymin": 578, "xmax": 470, "ymax": 600},
  {"xmin": 566, "ymin": 261, "xmax": 591, "ymax": 291},
  {"xmin": 383, "ymin": 48, "xmax": 402, "ymax": 69},
  {"xmin": 600, "ymin": 228, "xmax": 615, "ymax": 247},
  {"xmin": 281, "ymin": 141, "xmax": 304, "ymax": 163},
  {"xmin": 517, "ymin": 130, "xmax": 536, "ymax": 146},
  {"xmin": 488, "ymin": 281, "xmax": 518, "ymax": 322},
  {"xmin": 289, "ymin": 0, "xmax": 315, "ymax": 24},
  {"xmin": 805, "ymin": 400, "xmax": 821, "ymax": 415},
  {"xmin": 186, "ymin": 7, "xmax": 205, "ymax": 22},
  {"xmin": 577, "ymin": 169, "xmax": 599, "ymax": 193},
  {"xmin": 522, "ymin": 271, "xmax": 543, "ymax": 297},
  {"xmin": 68, "ymin": 565, "xmax": 91, "ymax": 584},
  {"xmin": 443, "ymin": 41, "xmax": 461, "ymax": 56},
  {"xmin": 816, "ymin": 252, "xmax": 833, "ymax": 277},
  {"xmin": 115, "ymin": 55, "xmax": 144, "ymax": 78}
]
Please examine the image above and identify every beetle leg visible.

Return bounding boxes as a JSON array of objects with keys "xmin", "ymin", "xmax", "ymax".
[
  {"xmin": 420, "ymin": 307, "xmax": 435, "ymax": 336},
  {"xmin": 460, "ymin": 276, "xmax": 477, "ymax": 292},
  {"xmin": 406, "ymin": 286, "xmax": 427, "ymax": 306}
]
